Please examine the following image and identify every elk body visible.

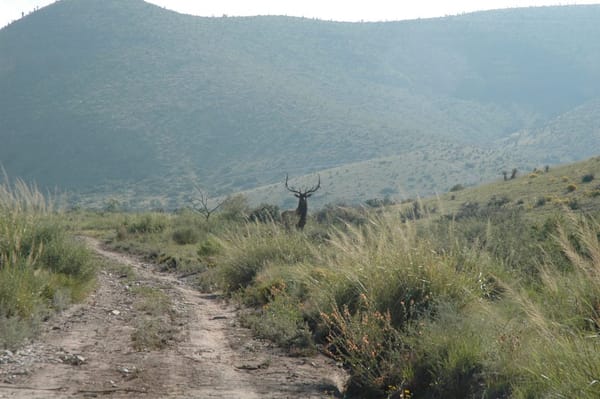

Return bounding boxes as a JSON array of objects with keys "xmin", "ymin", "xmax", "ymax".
[{"xmin": 282, "ymin": 174, "xmax": 320, "ymax": 230}]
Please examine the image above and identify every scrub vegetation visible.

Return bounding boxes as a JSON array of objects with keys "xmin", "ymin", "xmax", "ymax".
[
  {"xmin": 0, "ymin": 179, "xmax": 97, "ymax": 348},
  {"xmin": 60, "ymin": 155, "xmax": 600, "ymax": 398},
  {"xmin": 3, "ymin": 1, "xmax": 600, "ymax": 207}
]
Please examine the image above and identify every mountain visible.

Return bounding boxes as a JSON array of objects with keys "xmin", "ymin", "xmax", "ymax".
[
  {"xmin": 1, "ymin": 0, "xmax": 599, "ymax": 208},
  {"xmin": 504, "ymin": 99, "xmax": 600, "ymax": 164}
]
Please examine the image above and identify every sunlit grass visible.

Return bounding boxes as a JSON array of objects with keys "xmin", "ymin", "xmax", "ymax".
[
  {"xmin": 69, "ymin": 167, "xmax": 600, "ymax": 398},
  {"xmin": 0, "ymin": 177, "xmax": 96, "ymax": 348}
]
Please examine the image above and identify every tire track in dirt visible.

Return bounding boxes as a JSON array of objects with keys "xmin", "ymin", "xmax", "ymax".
[{"xmin": 0, "ymin": 238, "xmax": 346, "ymax": 398}]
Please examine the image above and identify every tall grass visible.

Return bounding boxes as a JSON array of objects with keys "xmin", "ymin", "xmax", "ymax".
[
  {"xmin": 215, "ymin": 221, "xmax": 316, "ymax": 293},
  {"xmin": 505, "ymin": 213, "xmax": 600, "ymax": 398},
  {"xmin": 304, "ymin": 214, "xmax": 507, "ymax": 396},
  {"xmin": 0, "ymin": 178, "xmax": 96, "ymax": 348},
  {"xmin": 71, "ymin": 195, "xmax": 600, "ymax": 398},
  {"xmin": 207, "ymin": 206, "xmax": 600, "ymax": 397}
]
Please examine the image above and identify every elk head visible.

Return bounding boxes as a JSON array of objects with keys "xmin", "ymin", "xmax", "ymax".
[{"xmin": 284, "ymin": 174, "xmax": 321, "ymax": 230}]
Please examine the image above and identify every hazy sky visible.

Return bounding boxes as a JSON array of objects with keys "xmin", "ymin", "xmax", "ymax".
[{"xmin": 2, "ymin": 0, "xmax": 599, "ymax": 27}]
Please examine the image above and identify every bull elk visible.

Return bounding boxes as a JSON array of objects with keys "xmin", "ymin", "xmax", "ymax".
[{"xmin": 282, "ymin": 174, "xmax": 321, "ymax": 230}]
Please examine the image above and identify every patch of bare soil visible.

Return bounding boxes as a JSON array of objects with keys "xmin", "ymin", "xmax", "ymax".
[{"xmin": 0, "ymin": 238, "xmax": 346, "ymax": 398}]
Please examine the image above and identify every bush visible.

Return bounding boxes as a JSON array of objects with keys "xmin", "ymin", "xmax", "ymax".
[
  {"xmin": 125, "ymin": 213, "xmax": 167, "ymax": 234},
  {"xmin": 567, "ymin": 183, "xmax": 577, "ymax": 192},
  {"xmin": 321, "ymin": 294, "xmax": 409, "ymax": 397},
  {"xmin": 364, "ymin": 197, "xmax": 395, "ymax": 208},
  {"xmin": 506, "ymin": 215, "xmax": 600, "ymax": 398},
  {"xmin": 454, "ymin": 201, "xmax": 480, "ymax": 219},
  {"xmin": 216, "ymin": 223, "xmax": 313, "ymax": 292},
  {"xmin": 172, "ymin": 227, "xmax": 200, "ymax": 245},
  {"xmin": 582, "ymin": 173, "xmax": 595, "ymax": 183},
  {"xmin": 197, "ymin": 237, "xmax": 222, "ymax": 257},
  {"xmin": 242, "ymin": 288, "xmax": 313, "ymax": 354},
  {"xmin": 410, "ymin": 306, "xmax": 502, "ymax": 398},
  {"xmin": 248, "ymin": 203, "xmax": 281, "ymax": 223},
  {"xmin": 535, "ymin": 197, "xmax": 547, "ymax": 207},
  {"xmin": 487, "ymin": 195, "xmax": 510, "ymax": 208},
  {"xmin": 219, "ymin": 194, "xmax": 249, "ymax": 221},
  {"xmin": 450, "ymin": 184, "xmax": 465, "ymax": 192},
  {"xmin": 315, "ymin": 203, "xmax": 368, "ymax": 226},
  {"xmin": 0, "ymin": 180, "xmax": 96, "ymax": 348},
  {"xmin": 568, "ymin": 198, "xmax": 580, "ymax": 210}
]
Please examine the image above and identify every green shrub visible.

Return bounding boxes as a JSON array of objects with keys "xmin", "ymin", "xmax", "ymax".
[
  {"xmin": 409, "ymin": 305, "xmax": 507, "ymax": 399},
  {"xmin": 0, "ymin": 179, "xmax": 96, "ymax": 348},
  {"xmin": 535, "ymin": 197, "xmax": 547, "ymax": 207},
  {"xmin": 315, "ymin": 203, "xmax": 368, "ymax": 226},
  {"xmin": 197, "ymin": 237, "xmax": 222, "ymax": 257},
  {"xmin": 498, "ymin": 214, "xmax": 600, "ymax": 398},
  {"xmin": 125, "ymin": 213, "xmax": 167, "ymax": 234},
  {"xmin": 454, "ymin": 201, "xmax": 480, "ymax": 219},
  {"xmin": 321, "ymin": 294, "xmax": 409, "ymax": 397},
  {"xmin": 219, "ymin": 194, "xmax": 249, "ymax": 221},
  {"xmin": 568, "ymin": 198, "xmax": 580, "ymax": 210},
  {"xmin": 248, "ymin": 203, "xmax": 281, "ymax": 223},
  {"xmin": 172, "ymin": 227, "xmax": 201, "ymax": 245},
  {"xmin": 242, "ymin": 288, "xmax": 313, "ymax": 354},
  {"xmin": 215, "ymin": 223, "xmax": 315, "ymax": 292},
  {"xmin": 582, "ymin": 173, "xmax": 595, "ymax": 183}
]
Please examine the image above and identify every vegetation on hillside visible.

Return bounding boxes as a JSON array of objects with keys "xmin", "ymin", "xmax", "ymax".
[
  {"xmin": 2, "ymin": 1, "xmax": 600, "ymax": 206},
  {"xmin": 67, "ymin": 155, "xmax": 600, "ymax": 398},
  {"xmin": 0, "ymin": 178, "xmax": 97, "ymax": 348}
]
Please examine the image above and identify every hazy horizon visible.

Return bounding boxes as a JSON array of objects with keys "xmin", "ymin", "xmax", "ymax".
[{"xmin": 2, "ymin": 0, "xmax": 599, "ymax": 28}]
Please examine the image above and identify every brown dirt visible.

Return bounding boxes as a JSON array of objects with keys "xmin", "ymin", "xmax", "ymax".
[{"xmin": 0, "ymin": 238, "xmax": 346, "ymax": 398}]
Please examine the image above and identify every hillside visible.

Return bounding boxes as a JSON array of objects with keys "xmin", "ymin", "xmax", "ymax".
[
  {"xmin": 427, "ymin": 155, "xmax": 600, "ymax": 220},
  {"xmin": 1, "ymin": 0, "xmax": 600, "ymax": 208}
]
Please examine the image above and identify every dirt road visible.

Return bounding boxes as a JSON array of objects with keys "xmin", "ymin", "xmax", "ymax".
[{"xmin": 0, "ymin": 238, "xmax": 346, "ymax": 398}]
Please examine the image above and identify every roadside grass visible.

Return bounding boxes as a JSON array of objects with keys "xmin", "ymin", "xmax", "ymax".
[
  {"xmin": 72, "ymin": 208, "xmax": 234, "ymax": 276},
  {"xmin": 63, "ymin": 155, "xmax": 600, "ymax": 398},
  {"xmin": 0, "ymin": 179, "xmax": 97, "ymax": 349},
  {"xmin": 203, "ymin": 201, "xmax": 600, "ymax": 397}
]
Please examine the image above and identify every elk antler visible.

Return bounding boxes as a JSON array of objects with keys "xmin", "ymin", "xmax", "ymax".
[
  {"xmin": 285, "ymin": 174, "xmax": 302, "ymax": 195},
  {"xmin": 305, "ymin": 175, "xmax": 321, "ymax": 195},
  {"xmin": 285, "ymin": 174, "xmax": 321, "ymax": 195}
]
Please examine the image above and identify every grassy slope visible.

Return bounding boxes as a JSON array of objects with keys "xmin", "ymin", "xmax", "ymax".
[
  {"xmin": 2, "ymin": 1, "xmax": 600, "ymax": 207},
  {"xmin": 72, "ymin": 155, "xmax": 600, "ymax": 398},
  {"xmin": 432, "ymin": 155, "xmax": 600, "ymax": 217}
]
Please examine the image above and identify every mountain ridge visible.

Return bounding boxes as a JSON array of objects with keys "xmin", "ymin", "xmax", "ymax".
[{"xmin": 1, "ymin": 0, "xmax": 599, "ymax": 208}]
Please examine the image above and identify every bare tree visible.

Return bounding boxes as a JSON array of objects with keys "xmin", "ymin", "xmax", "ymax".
[
  {"xmin": 282, "ymin": 174, "xmax": 321, "ymax": 230},
  {"xmin": 510, "ymin": 168, "xmax": 518, "ymax": 180},
  {"xmin": 193, "ymin": 189, "xmax": 225, "ymax": 221}
]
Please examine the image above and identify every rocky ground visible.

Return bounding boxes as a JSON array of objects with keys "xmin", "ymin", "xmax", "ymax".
[{"xmin": 0, "ymin": 239, "xmax": 346, "ymax": 398}]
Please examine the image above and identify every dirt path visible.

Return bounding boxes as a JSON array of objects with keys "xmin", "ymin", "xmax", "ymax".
[{"xmin": 0, "ymin": 238, "xmax": 346, "ymax": 398}]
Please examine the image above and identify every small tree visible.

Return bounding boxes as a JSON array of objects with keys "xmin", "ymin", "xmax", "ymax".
[
  {"xmin": 192, "ymin": 188, "xmax": 225, "ymax": 221},
  {"xmin": 510, "ymin": 168, "xmax": 518, "ymax": 179}
]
